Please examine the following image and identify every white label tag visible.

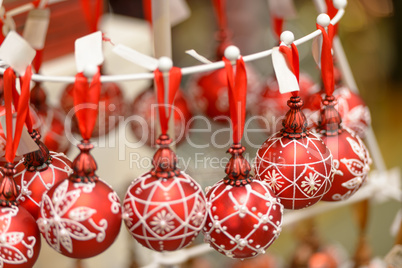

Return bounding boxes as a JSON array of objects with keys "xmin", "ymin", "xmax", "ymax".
[
  {"xmin": 272, "ymin": 46, "xmax": 299, "ymax": 94},
  {"xmin": 22, "ymin": 8, "xmax": 50, "ymax": 50},
  {"xmin": 169, "ymin": 0, "xmax": 191, "ymax": 26},
  {"xmin": 112, "ymin": 44, "xmax": 158, "ymax": 71},
  {"xmin": 0, "ymin": 31, "xmax": 36, "ymax": 75},
  {"xmin": 267, "ymin": 0, "xmax": 297, "ymax": 18},
  {"xmin": 185, "ymin": 49, "xmax": 213, "ymax": 64},
  {"xmin": 312, "ymin": 35, "xmax": 322, "ymax": 68},
  {"xmin": 0, "ymin": 114, "xmax": 39, "ymax": 157},
  {"xmin": 74, "ymin": 31, "xmax": 104, "ymax": 72}
]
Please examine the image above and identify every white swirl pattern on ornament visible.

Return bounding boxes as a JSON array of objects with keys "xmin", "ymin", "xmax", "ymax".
[{"xmin": 0, "ymin": 206, "xmax": 37, "ymax": 267}]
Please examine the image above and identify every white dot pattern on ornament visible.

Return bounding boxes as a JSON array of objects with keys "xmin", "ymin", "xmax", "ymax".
[
  {"xmin": 0, "ymin": 206, "xmax": 37, "ymax": 266},
  {"xmin": 123, "ymin": 171, "xmax": 207, "ymax": 251},
  {"xmin": 203, "ymin": 180, "xmax": 283, "ymax": 258},
  {"xmin": 255, "ymin": 132, "xmax": 333, "ymax": 209},
  {"xmin": 14, "ymin": 152, "xmax": 73, "ymax": 207}
]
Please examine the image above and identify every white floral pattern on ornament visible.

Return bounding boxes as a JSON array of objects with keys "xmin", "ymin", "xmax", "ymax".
[
  {"xmin": 255, "ymin": 132, "xmax": 333, "ymax": 209},
  {"xmin": 37, "ymin": 180, "xmax": 107, "ymax": 254},
  {"xmin": 0, "ymin": 206, "xmax": 37, "ymax": 267},
  {"xmin": 123, "ymin": 171, "xmax": 207, "ymax": 251}
]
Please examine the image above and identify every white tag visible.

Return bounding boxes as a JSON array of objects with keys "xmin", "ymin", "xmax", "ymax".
[
  {"xmin": 185, "ymin": 49, "xmax": 213, "ymax": 64},
  {"xmin": 74, "ymin": 31, "xmax": 104, "ymax": 72},
  {"xmin": 0, "ymin": 31, "xmax": 36, "ymax": 75},
  {"xmin": 0, "ymin": 114, "xmax": 39, "ymax": 157},
  {"xmin": 385, "ymin": 245, "xmax": 402, "ymax": 268},
  {"xmin": 272, "ymin": 46, "xmax": 299, "ymax": 94},
  {"xmin": 112, "ymin": 44, "xmax": 158, "ymax": 71},
  {"xmin": 169, "ymin": 0, "xmax": 191, "ymax": 26},
  {"xmin": 312, "ymin": 35, "xmax": 322, "ymax": 68},
  {"xmin": 267, "ymin": 0, "xmax": 297, "ymax": 18},
  {"xmin": 22, "ymin": 8, "xmax": 50, "ymax": 50}
]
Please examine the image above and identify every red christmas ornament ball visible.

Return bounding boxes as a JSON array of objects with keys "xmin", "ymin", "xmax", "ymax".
[
  {"xmin": 123, "ymin": 171, "xmax": 207, "ymax": 251},
  {"xmin": 37, "ymin": 179, "xmax": 122, "ymax": 258},
  {"xmin": 14, "ymin": 151, "xmax": 73, "ymax": 219},
  {"xmin": 253, "ymin": 74, "xmax": 315, "ymax": 133},
  {"xmin": 60, "ymin": 82, "xmax": 125, "ymax": 137},
  {"xmin": 130, "ymin": 88, "xmax": 192, "ymax": 146},
  {"xmin": 254, "ymin": 132, "xmax": 333, "ymax": 209},
  {"xmin": 203, "ymin": 179, "xmax": 283, "ymax": 259},
  {"xmin": 0, "ymin": 205, "xmax": 41, "ymax": 268},
  {"xmin": 303, "ymin": 87, "xmax": 371, "ymax": 138},
  {"xmin": 187, "ymin": 65, "xmax": 261, "ymax": 122},
  {"xmin": 319, "ymin": 128, "xmax": 371, "ymax": 201}
]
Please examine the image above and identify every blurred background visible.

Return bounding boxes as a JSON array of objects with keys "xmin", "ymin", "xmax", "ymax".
[{"xmin": 2, "ymin": 0, "xmax": 401, "ymax": 267}]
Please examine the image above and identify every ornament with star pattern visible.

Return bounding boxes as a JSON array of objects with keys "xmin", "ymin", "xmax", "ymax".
[{"xmin": 123, "ymin": 135, "xmax": 207, "ymax": 251}]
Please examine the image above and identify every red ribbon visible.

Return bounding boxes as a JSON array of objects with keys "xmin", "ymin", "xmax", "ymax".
[
  {"xmin": 212, "ymin": 0, "xmax": 228, "ymax": 31},
  {"xmin": 223, "ymin": 57, "xmax": 247, "ymax": 144},
  {"xmin": 272, "ymin": 16, "xmax": 284, "ymax": 42},
  {"xmin": 325, "ymin": 0, "xmax": 339, "ymax": 38},
  {"xmin": 73, "ymin": 69, "xmax": 101, "ymax": 140},
  {"xmin": 3, "ymin": 66, "xmax": 33, "ymax": 163},
  {"xmin": 142, "ymin": 0, "xmax": 152, "ymax": 25},
  {"xmin": 279, "ymin": 43, "xmax": 300, "ymax": 97},
  {"xmin": 32, "ymin": 49, "xmax": 43, "ymax": 74},
  {"xmin": 154, "ymin": 67, "xmax": 182, "ymax": 136},
  {"xmin": 317, "ymin": 23, "xmax": 335, "ymax": 96},
  {"xmin": 80, "ymin": 0, "xmax": 103, "ymax": 33}
]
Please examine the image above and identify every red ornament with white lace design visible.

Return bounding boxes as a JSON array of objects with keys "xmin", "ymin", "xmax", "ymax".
[
  {"xmin": 123, "ymin": 67, "xmax": 207, "ymax": 251},
  {"xmin": 312, "ymin": 23, "xmax": 371, "ymax": 202},
  {"xmin": 203, "ymin": 52, "xmax": 283, "ymax": 259},
  {"xmin": 254, "ymin": 42, "xmax": 333, "ymax": 210},
  {"xmin": 37, "ymin": 70, "xmax": 122, "ymax": 258}
]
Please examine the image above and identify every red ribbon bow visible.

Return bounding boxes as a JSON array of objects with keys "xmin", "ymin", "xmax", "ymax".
[
  {"xmin": 154, "ymin": 67, "xmax": 182, "ymax": 136},
  {"xmin": 223, "ymin": 56, "xmax": 248, "ymax": 144},
  {"xmin": 73, "ymin": 68, "xmax": 101, "ymax": 140},
  {"xmin": 3, "ymin": 66, "xmax": 33, "ymax": 163}
]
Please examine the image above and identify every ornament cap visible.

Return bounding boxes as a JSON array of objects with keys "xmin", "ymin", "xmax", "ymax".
[
  {"xmin": 30, "ymin": 83, "xmax": 48, "ymax": 112},
  {"xmin": 69, "ymin": 140, "xmax": 98, "ymax": 183},
  {"xmin": 318, "ymin": 95, "xmax": 343, "ymax": 136},
  {"xmin": 281, "ymin": 96, "xmax": 308, "ymax": 139},
  {"xmin": 151, "ymin": 134, "xmax": 180, "ymax": 179},
  {"xmin": 223, "ymin": 143, "xmax": 253, "ymax": 186},
  {"xmin": 24, "ymin": 129, "xmax": 52, "ymax": 171},
  {"xmin": 0, "ymin": 163, "xmax": 19, "ymax": 206}
]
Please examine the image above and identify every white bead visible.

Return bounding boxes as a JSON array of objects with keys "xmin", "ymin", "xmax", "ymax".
[
  {"xmin": 158, "ymin": 56, "xmax": 173, "ymax": 72},
  {"xmin": 280, "ymin": 31, "xmax": 294, "ymax": 46},
  {"xmin": 224, "ymin": 45, "xmax": 240, "ymax": 61},
  {"xmin": 83, "ymin": 64, "xmax": 98, "ymax": 78},
  {"xmin": 333, "ymin": 0, "xmax": 347, "ymax": 9},
  {"xmin": 316, "ymin": 13, "xmax": 331, "ymax": 27}
]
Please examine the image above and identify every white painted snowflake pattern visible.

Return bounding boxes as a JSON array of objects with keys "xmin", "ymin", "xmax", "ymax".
[
  {"xmin": 301, "ymin": 172, "xmax": 322, "ymax": 195},
  {"xmin": 264, "ymin": 170, "xmax": 284, "ymax": 191},
  {"xmin": 37, "ymin": 180, "xmax": 105, "ymax": 254},
  {"xmin": 0, "ymin": 206, "xmax": 36, "ymax": 267},
  {"xmin": 191, "ymin": 200, "xmax": 206, "ymax": 227},
  {"xmin": 150, "ymin": 210, "xmax": 175, "ymax": 235}
]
